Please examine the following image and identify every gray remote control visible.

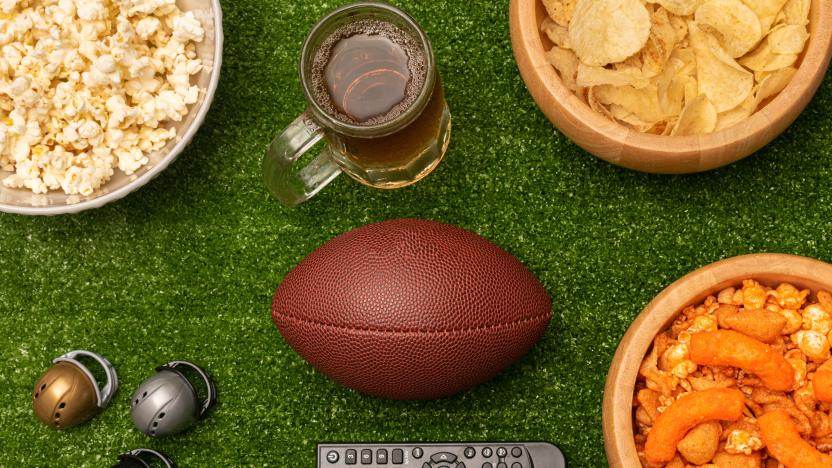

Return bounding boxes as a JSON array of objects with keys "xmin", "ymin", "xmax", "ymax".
[{"xmin": 317, "ymin": 442, "xmax": 566, "ymax": 468}]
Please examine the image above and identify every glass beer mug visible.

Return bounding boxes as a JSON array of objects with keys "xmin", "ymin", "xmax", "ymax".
[{"xmin": 263, "ymin": 2, "xmax": 451, "ymax": 207}]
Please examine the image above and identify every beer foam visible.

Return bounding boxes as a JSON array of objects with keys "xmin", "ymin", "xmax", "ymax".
[{"xmin": 310, "ymin": 19, "xmax": 427, "ymax": 126}]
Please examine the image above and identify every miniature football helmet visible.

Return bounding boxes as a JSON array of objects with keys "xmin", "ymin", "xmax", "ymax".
[
  {"xmin": 112, "ymin": 448, "xmax": 175, "ymax": 467},
  {"xmin": 32, "ymin": 350, "xmax": 118, "ymax": 429},
  {"xmin": 130, "ymin": 361, "xmax": 216, "ymax": 437}
]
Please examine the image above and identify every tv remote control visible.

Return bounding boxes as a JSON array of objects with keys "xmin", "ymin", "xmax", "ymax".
[{"xmin": 317, "ymin": 442, "xmax": 566, "ymax": 468}]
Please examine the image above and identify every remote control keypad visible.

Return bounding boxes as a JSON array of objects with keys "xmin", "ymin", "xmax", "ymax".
[{"xmin": 317, "ymin": 443, "xmax": 555, "ymax": 468}]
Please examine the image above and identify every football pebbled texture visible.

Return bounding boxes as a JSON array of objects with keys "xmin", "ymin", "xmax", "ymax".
[{"xmin": 271, "ymin": 219, "xmax": 552, "ymax": 400}]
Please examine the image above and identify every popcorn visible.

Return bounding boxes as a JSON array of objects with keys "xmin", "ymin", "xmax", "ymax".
[
  {"xmin": 0, "ymin": 0, "xmax": 205, "ymax": 195},
  {"xmin": 136, "ymin": 17, "xmax": 161, "ymax": 40},
  {"xmin": 724, "ymin": 429, "xmax": 764, "ymax": 455},
  {"xmin": 172, "ymin": 12, "xmax": 204, "ymax": 43}
]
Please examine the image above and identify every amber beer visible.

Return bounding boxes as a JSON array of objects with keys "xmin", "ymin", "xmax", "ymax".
[{"xmin": 264, "ymin": 3, "xmax": 451, "ymax": 206}]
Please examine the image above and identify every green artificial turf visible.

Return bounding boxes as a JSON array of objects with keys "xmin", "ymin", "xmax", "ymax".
[{"xmin": 1, "ymin": 0, "xmax": 832, "ymax": 466}]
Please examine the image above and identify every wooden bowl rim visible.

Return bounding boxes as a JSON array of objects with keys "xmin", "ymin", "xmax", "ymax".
[
  {"xmin": 601, "ymin": 253, "xmax": 832, "ymax": 467},
  {"xmin": 509, "ymin": 0, "xmax": 832, "ymax": 173}
]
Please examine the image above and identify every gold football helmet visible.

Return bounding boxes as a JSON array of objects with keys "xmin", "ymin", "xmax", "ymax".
[{"xmin": 32, "ymin": 350, "xmax": 118, "ymax": 429}]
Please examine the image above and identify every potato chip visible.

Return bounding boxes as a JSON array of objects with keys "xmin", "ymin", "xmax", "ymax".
[
  {"xmin": 741, "ymin": 0, "xmax": 789, "ymax": 34},
  {"xmin": 689, "ymin": 22, "xmax": 753, "ymax": 112},
  {"xmin": 672, "ymin": 94, "xmax": 717, "ymax": 136},
  {"xmin": 546, "ymin": 46, "xmax": 580, "ymax": 92},
  {"xmin": 569, "ymin": 0, "xmax": 651, "ymax": 67},
  {"xmin": 587, "ymin": 87, "xmax": 616, "ymax": 120},
  {"xmin": 715, "ymin": 95, "xmax": 755, "ymax": 131},
  {"xmin": 642, "ymin": 7, "xmax": 683, "ymax": 77},
  {"xmin": 739, "ymin": 38, "xmax": 799, "ymax": 71},
  {"xmin": 609, "ymin": 104, "xmax": 665, "ymax": 133},
  {"xmin": 542, "ymin": 0, "xmax": 576, "ymax": 28},
  {"xmin": 656, "ymin": 68, "xmax": 687, "ymax": 117},
  {"xmin": 594, "ymin": 84, "xmax": 668, "ymax": 123},
  {"xmin": 753, "ymin": 66, "xmax": 797, "ymax": 106},
  {"xmin": 669, "ymin": 13, "xmax": 689, "ymax": 41},
  {"xmin": 577, "ymin": 63, "xmax": 650, "ymax": 88},
  {"xmin": 646, "ymin": 0, "xmax": 701, "ymax": 16},
  {"xmin": 541, "ymin": 18, "xmax": 571, "ymax": 49},
  {"xmin": 768, "ymin": 24, "xmax": 810, "ymax": 54},
  {"xmin": 782, "ymin": 0, "xmax": 811, "ymax": 25},
  {"xmin": 695, "ymin": 0, "xmax": 763, "ymax": 58}
]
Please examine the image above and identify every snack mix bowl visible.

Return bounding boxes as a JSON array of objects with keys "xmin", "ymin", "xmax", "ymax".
[
  {"xmin": 0, "ymin": 0, "xmax": 223, "ymax": 216},
  {"xmin": 602, "ymin": 253, "xmax": 832, "ymax": 467},
  {"xmin": 509, "ymin": 0, "xmax": 832, "ymax": 174}
]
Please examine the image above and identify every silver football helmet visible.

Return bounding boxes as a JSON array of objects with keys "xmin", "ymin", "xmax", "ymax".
[{"xmin": 130, "ymin": 361, "xmax": 216, "ymax": 437}]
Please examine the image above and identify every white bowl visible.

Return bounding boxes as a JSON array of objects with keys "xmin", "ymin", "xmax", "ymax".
[{"xmin": 0, "ymin": 0, "xmax": 223, "ymax": 215}]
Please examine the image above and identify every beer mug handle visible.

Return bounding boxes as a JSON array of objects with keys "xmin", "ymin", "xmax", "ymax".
[{"xmin": 263, "ymin": 110, "xmax": 343, "ymax": 207}]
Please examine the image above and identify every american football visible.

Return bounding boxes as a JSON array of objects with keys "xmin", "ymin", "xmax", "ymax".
[{"xmin": 271, "ymin": 219, "xmax": 552, "ymax": 400}]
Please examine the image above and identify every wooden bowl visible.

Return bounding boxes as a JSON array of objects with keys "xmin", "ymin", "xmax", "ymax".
[
  {"xmin": 602, "ymin": 253, "xmax": 832, "ymax": 467},
  {"xmin": 509, "ymin": 0, "xmax": 832, "ymax": 174}
]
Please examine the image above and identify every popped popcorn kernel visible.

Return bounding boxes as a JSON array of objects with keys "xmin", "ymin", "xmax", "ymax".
[{"xmin": 724, "ymin": 429, "xmax": 764, "ymax": 455}]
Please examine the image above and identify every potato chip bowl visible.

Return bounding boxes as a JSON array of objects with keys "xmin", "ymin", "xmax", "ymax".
[
  {"xmin": 602, "ymin": 253, "xmax": 832, "ymax": 466},
  {"xmin": 0, "ymin": 0, "xmax": 223, "ymax": 215},
  {"xmin": 510, "ymin": 0, "xmax": 832, "ymax": 174}
]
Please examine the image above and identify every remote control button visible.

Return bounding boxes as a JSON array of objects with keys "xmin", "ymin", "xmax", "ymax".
[
  {"xmin": 326, "ymin": 451, "xmax": 339, "ymax": 463},
  {"xmin": 346, "ymin": 449, "xmax": 357, "ymax": 465},
  {"xmin": 413, "ymin": 447, "xmax": 424, "ymax": 459},
  {"xmin": 511, "ymin": 447, "xmax": 522, "ymax": 458},
  {"xmin": 422, "ymin": 464, "xmax": 431, "ymax": 468},
  {"xmin": 497, "ymin": 463, "xmax": 507, "ymax": 468},
  {"xmin": 361, "ymin": 449, "xmax": 372, "ymax": 464},
  {"xmin": 392, "ymin": 449, "xmax": 404, "ymax": 464},
  {"xmin": 458, "ymin": 463, "xmax": 467, "ymax": 468},
  {"xmin": 496, "ymin": 447, "xmax": 508, "ymax": 458},
  {"xmin": 464, "ymin": 447, "xmax": 476, "ymax": 459},
  {"xmin": 482, "ymin": 464, "xmax": 493, "ymax": 468},
  {"xmin": 482, "ymin": 448, "xmax": 493, "ymax": 458},
  {"xmin": 377, "ymin": 449, "xmax": 388, "ymax": 464},
  {"xmin": 511, "ymin": 463, "xmax": 522, "ymax": 468},
  {"xmin": 432, "ymin": 452, "xmax": 457, "ymax": 463}
]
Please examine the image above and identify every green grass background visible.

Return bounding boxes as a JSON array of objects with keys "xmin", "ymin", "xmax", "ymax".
[{"xmin": 1, "ymin": 0, "xmax": 831, "ymax": 466}]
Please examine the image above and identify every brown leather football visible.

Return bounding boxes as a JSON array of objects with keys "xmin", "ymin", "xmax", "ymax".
[{"xmin": 271, "ymin": 219, "xmax": 552, "ymax": 400}]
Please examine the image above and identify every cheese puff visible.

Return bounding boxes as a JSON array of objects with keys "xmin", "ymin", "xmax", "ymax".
[
  {"xmin": 645, "ymin": 388, "xmax": 746, "ymax": 464},
  {"xmin": 691, "ymin": 331, "xmax": 795, "ymax": 391},
  {"xmin": 677, "ymin": 421, "xmax": 722, "ymax": 464},
  {"xmin": 711, "ymin": 450, "xmax": 762, "ymax": 467},
  {"xmin": 716, "ymin": 306, "xmax": 787, "ymax": 343},
  {"xmin": 811, "ymin": 360, "xmax": 832, "ymax": 403},
  {"xmin": 758, "ymin": 409, "xmax": 832, "ymax": 468}
]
